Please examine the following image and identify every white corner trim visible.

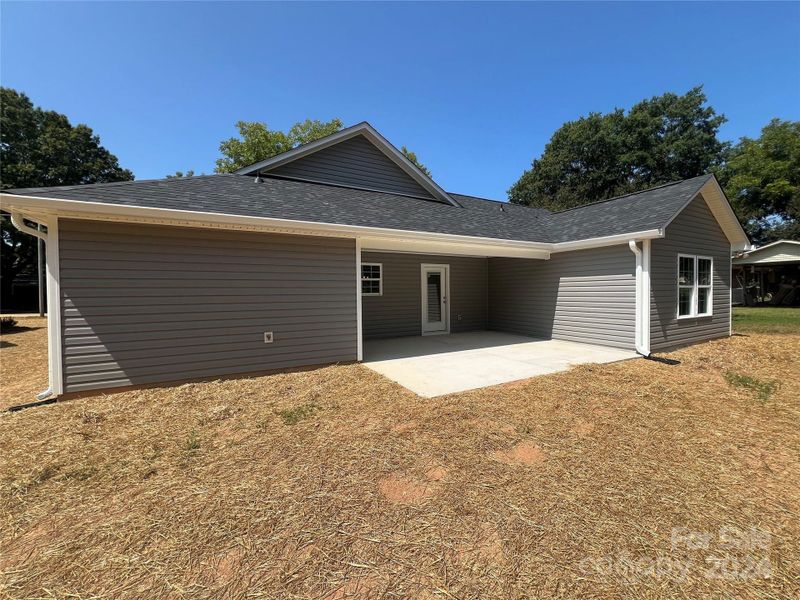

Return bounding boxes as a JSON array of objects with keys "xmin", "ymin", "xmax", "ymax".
[
  {"xmin": 46, "ymin": 217, "xmax": 64, "ymax": 396},
  {"xmin": 355, "ymin": 238, "xmax": 363, "ymax": 362}
]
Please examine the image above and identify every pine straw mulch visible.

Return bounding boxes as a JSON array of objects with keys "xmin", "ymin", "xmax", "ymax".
[
  {"xmin": 0, "ymin": 316, "xmax": 48, "ymax": 409},
  {"xmin": 1, "ymin": 319, "xmax": 799, "ymax": 599}
]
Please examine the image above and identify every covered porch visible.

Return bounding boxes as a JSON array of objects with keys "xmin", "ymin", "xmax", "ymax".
[
  {"xmin": 356, "ymin": 240, "xmax": 640, "ymax": 396},
  {"xmin": 363, "ymin": 331, "xmax": 637, "ymax": 397}
]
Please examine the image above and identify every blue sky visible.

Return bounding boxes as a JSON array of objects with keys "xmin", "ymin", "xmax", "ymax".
[{"xmin": 2, "ymin": 1, "xmax": 798, "ymax": 200}]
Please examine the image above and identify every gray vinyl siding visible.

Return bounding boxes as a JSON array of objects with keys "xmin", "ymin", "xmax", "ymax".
[
  {"xmin": 59, "ymin": 219, "xmax": 357, "ymax": 393},
  {"xmin": 488, "ymin": 245, "xmax": 636, "ymax": 349},
  {"xmin": 361, "ymin": 252, "xmax": 487, "ymax": 339},
  {"xmin": 270, "ymin": 136, "xmax": 434, "ymax": 199},
  {"xmin": 650, "ymin": 195, "xmax": 731, "ymax": 351}
]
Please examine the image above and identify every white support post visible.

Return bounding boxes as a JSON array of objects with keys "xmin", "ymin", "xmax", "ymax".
[
  {"xmin": 628, "ymin": 240, "xmax": 650, "ymax": 357},
  {"xmin": 46, "ymin": 217, "xmax": 63, "ymax": 396},
  {"xmin": 641, "ymin": 239, "xmax": 651, "ymax": 355},
  {"xmin": 355, "ymin": 237, "xmax": 363, "ymax": 362}
]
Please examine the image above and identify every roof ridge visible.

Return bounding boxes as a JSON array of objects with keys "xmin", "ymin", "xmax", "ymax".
[
  {"xmin": 449, "ymin": 191, "xmax": 552, "ymax": 214},
  {"xmin": 551, "ymin": 174, "xmax": 713, "ymax": 214},
  {"xmin": 5, "ymin": 173, "xmax": 233, "ymax": 194}
]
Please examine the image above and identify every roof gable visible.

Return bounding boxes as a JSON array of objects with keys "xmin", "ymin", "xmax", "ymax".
[
  {"xmin": 734, "ymin": 240, "xmax": 800, "ymax": 265},
  {"xmin": 235, "ymin": 122, "xmax": 458, "ymax": 206}
]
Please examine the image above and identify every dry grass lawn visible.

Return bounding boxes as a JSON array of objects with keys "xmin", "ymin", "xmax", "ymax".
[{"xmin": 1, "ymin": 316, "xmax": 799, "ymax": 598}]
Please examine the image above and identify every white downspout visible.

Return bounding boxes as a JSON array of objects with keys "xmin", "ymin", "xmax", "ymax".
[
  {"xmin": 9, "ymin": 212, "xmax": 61, "ymax": 400},
  {"xmin": 10, "ymin": 212, "xmax": 47, "ymax": 241},
  {"xmin": 628, "ymin": 240, "xmax": 651, "ymax": 357}
]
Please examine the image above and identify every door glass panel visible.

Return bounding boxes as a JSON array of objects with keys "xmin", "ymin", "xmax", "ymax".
[{"xmin": 427, "ymin": 272, "xmax": 441, "ymax": 322}]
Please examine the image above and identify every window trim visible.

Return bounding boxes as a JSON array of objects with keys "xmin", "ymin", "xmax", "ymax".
[
  {"xmin": 361, "ymin": 262, "xmax": 383, "ymax": 296},
  {"xmin": 676, "ymin": 254, "xmax": 713, "ymax": 319}
]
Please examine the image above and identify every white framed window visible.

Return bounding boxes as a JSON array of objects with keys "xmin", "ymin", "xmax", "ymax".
[
  {"xmin": 677, "ymin": 254, "xmax": 713, "ymax": 318},
  {"xmin": 361, "ymin": 263, "xmax": 382, "ymax": 296}
]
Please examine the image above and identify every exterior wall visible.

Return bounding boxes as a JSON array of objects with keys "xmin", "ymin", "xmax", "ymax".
[
  {"xmin": 361, "ymin": 252, "xmax": 487, "ymax": 339},
  {"xmin": 650, "ymin": 195, "xmax": 731, "ymax": 351},
  {"xmin": 59, "ymin": 219, "xmax": 357, "ymax": 393},
  {"xmin": 488, "ymin": 245, "xmax": 636, "ymax": 349},
  {"xmin": 270, "ymin": 136, "xmax": 434, "ymax": 199}
]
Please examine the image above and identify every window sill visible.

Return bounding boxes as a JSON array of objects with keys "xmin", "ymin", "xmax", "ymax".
[{"xmin": 677, "ymin": 313, "xmax": 713, "ymax": 320}]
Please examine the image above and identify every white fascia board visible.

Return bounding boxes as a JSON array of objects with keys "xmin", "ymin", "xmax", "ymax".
[
  {"xmin": 360, "ymin": 236, "xmax": 550, "ymax": 259},
  {"xmin": 0, "ymin": 193, "xmax": 551, "ymax": 255},
  {"xmin": 233, "ymin": 122, "xmax": 458, "ymax": 206},
  {"xmin": 550, "ymin": 229, "xmax": 664, "ymax": 253}
]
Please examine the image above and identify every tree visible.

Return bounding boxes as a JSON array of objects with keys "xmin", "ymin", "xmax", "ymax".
[
  {"xmin": 215, "ymin": 118, "xmax": 431, "ymax": 178},
  {"xmin": 508, "ymin": 87, "xmax": 728, "ymax": 211},
  {"xmin": 0, "ymin": 88, "xmax": 133, "ymax": 310},
  {"xmin": 717, "ymin": 119, "xmax": 800, "ymax": 245},
  {"xmin": 166, "ymin": 170, "xmax": 196, "ymax": 178},
  {"xmin": 215, "ymin": 118, "xmax": 344, "ymax": 173},
  {"xmin": 401, "ymin": 145, "xmax": 431, "ymax": 177}
]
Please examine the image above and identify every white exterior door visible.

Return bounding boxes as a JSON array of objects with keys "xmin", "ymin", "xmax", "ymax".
[{"xmin": 421, "ymin": 264, "xmax": 449, "ymax": 334}]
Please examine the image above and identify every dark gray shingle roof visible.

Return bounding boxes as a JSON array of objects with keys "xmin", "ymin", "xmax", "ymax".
[
  {"xmin": 4, "ymin": 173, "xmax": 713, "ymax": 244},
  {"xmin": 542, "ymin": 175, "xmax": 713, "ymax": 243}
]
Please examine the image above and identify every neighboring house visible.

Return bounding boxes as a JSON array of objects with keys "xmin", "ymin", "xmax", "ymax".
[
  {"xmin": 1, "ymin": 122, "xmax": 750, "ymax": 398},
  {"xmin": 733, "ymin": 240, "xmax": 800, "ymax": 305}
]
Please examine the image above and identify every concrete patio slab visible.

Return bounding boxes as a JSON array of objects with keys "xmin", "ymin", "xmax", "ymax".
[{"xmin": 363, "ymin": 331, "xmax": 638, "ymax": 397}]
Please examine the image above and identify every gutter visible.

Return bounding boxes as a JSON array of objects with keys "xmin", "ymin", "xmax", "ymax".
[{"xmin": 628, "ymin": 240, "xmax": 651, "ymax": 357}]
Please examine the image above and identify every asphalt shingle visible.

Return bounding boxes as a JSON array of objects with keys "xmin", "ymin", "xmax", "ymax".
[{"xmin": 4, "ymin": 173, "xmax": 714, "ymax": 244}]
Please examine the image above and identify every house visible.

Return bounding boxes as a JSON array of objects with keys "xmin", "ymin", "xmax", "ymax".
[
  {"xmin": 733, "ymin": 240, "xmax": 800, "ymax": 305},
  {"xmin": 1, "ymin": 122, "xmax": 751, "ymax": 399}
]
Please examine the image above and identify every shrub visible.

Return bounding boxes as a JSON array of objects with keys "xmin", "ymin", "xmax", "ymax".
[{"xmin": 0, "ymin": 317, "xmax": 18, "ymax": 333}]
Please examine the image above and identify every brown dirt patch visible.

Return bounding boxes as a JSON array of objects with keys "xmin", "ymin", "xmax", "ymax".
[
  {"xmin": 390, "ymin": 420, "xmax": 417, "ymax": 433},
  {"xmin": 322, "ymin": 573, "xmax": 381, "ymax": 600},
  {"xmin": 377, "ymin": 473, "xmax": 433, "ymax": 505},
  {"xmin": 571, "ymin": 420, "xmax": 596, "ymax": 436},
  {"xmin": 424, "ymin": 466, "xmax": 447, "ymax": 482},
  {"xmin": 215, "ymin": 547, "xmax": 244, "ymax": 582},
  {"xmin": 467, "ymin": 418, "xmax": 516, "ymax": 435},
  {"xmin": 490, "ymin": 441, "xmax": 547, "ymax": 466}
]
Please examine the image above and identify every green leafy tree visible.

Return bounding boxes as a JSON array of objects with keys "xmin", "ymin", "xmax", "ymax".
[
  {"xmin": 509, "ymin": 87, "xmax": 728, "ymax": 211},
  {"xmin": 1, "ymin": 88, "xmax": 133, "ymax": 310},
  {"xmin": 717, "ymin": 119, "xmax": 800, "ymax": 245},
  {"xmin": 215, "ymin": 118, "xmax": 344, "ymax": 173},
  {"xmin": 166, "ymin": 170, "xmax": 196, "ymax": 178},
  {"xmin": 401, "ymin": 145, "xmax": 431, "ymax": 177}
]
